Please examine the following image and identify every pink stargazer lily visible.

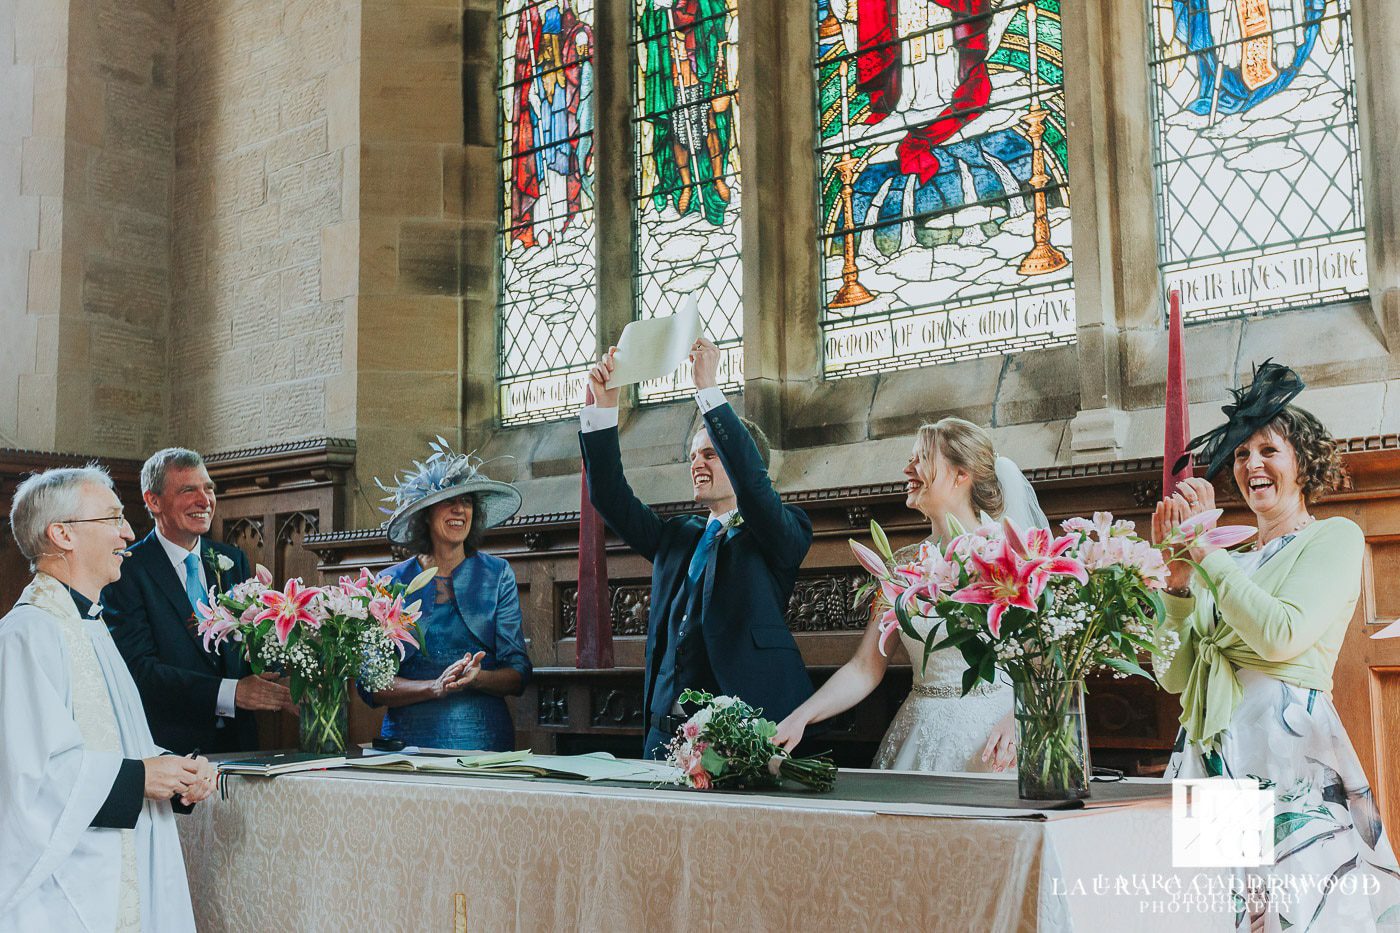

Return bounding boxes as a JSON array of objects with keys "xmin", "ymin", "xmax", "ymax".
[
  {"xmin": 254, "ymin": 578, "xmax": 323, "ymax": 643},
  {"xmin": 1169, "ymin": 508, "xmax": 1258, "ymax": 550},
  {"xmin": 1001, "ymin": 516, "xmax": 1089, "ymax": 588},
  {"xmin": 949, "ymin": 538, "xmax": 1047, "ymax": 638},
  {"xmin": 368, "ymin": 594, "xmax": 421, "ymax": 656},
  {"xmin": 254, "ymin": 563, "xmax": 273, "ymax": 586},
  {"xmin": 195, "ymin": 600, "xmax": 240, "ymax": 652},
  {"xmin": 850, "ymin": 539, "xmax": 888, "ymax": 578},
  {"xmin": 339, "ymin": 567, "xmax": 379, "ymax": 596}
]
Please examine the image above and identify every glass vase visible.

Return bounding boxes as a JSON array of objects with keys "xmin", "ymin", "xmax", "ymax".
[
  {"xmin": 1014, "ymin": 679, "xmax": 1090, "ymax": 801},
  {"xmin": 298, "ymin": 678, "xmax": 349, "ymax": 755}
]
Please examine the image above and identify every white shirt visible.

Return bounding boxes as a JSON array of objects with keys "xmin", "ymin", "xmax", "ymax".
[
  {"xmin": 154, "ymin": 530, "xmax": 238, "ymax": 720},
  {"xmin": 579, "ymin": 386, "xmax": 728, "ymax": 432}
]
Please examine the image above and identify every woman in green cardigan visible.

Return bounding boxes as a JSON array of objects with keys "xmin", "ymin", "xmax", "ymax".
[{"xmin": 1152, "ymin": 361, "xmax": 1399, "ymax": 931}]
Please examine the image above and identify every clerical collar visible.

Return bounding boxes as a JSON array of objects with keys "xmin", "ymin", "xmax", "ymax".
[{"xmin": 63, "ymin": 585, "xmax": 104, "ymax": 618}]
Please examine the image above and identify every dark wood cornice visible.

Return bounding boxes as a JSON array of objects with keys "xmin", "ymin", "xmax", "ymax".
[
  {"xmin": 204, "ymin": 437, "xmax": 355, "ymax": 496},
  {"xmin": 0, "ymin": 447, "xmax": 142, "ymax": 477}
]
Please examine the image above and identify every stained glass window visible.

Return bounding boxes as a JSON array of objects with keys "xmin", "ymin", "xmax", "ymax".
[
  {"xmin": 815, "ymin": 0, "xmax": 1076, "ymax": 378},
  {"xmin": 633, "ymin": 0, "xmax": 744, "ymax": 401},
  {"xmin": 1149, "ymin": 0, "xmax": 1367, "ymax": 323},
  {"xmin": 498, "ymin": 0, "xmax": 597, "ymax": 425}
]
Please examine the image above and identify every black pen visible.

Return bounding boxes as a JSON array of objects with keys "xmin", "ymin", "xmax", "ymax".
[{"xmin": 186, "ymin": 747, "xmax": 202, "ymax": 759}]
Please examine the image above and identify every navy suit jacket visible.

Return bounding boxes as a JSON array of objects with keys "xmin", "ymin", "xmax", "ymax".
[
  {"xmin": 103, "ymin": 531, "xmax": 258, "ymax": 753},
  {"xmin": 580, "ymin": 402, "xmax": 815, "ymax": 723}
]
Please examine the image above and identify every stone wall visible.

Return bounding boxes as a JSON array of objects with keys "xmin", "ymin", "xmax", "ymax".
[
  {"xmin": 169, "ymin": 0, "xmax": 359, "ymax": 454},
  {"xmin": 0, "ymin": 0, "xmax": 174, "ymax": 458},
  {"xmin": 0, "ymin": 0, "xmax": 64, "ymax": 449},
  {"xmin": 349, "ymin": 0, "xmax": 473, "ymax": 525},
  {"xmin": 58, "ymin": 0, "xmax": 175, "ymax": 456}
]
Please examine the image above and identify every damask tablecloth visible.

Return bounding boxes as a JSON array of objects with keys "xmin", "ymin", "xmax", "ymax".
[{"xmin": 177, "ymin": 769, "xmax": 1221, "ymax": 932}]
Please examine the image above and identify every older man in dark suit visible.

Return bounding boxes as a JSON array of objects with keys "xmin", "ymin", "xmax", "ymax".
[
  {"xmin": 103, "ymin": 448, "xmax": 293, "ymax": 754},
  {"xmin": 581, "ymin": 339, "xmax": 814, "ymax": 758}
]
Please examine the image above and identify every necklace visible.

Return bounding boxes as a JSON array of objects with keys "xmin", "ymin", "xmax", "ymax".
[{"xmin": 1257, "ymin": 512, "xmax": 1314, "ymax": 548}]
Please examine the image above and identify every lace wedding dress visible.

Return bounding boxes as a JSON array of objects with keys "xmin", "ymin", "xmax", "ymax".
[{"xmin": 873, "ymin": 613, "xmax": 1012, "ymax": 771}]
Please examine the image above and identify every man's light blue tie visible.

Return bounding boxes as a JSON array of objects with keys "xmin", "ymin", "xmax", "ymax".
[
  {"xmin": 183, "ymin": 551, "xmax": 207, "ymax": 612},
  {"xmin": 686, "ymin": 518, "xmax": 724, "ymax": 585}
]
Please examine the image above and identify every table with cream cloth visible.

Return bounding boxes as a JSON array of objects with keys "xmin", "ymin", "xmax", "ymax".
[{"xmin": 177, "ymin": 768, "xmax": 1226, "ymax": 932}]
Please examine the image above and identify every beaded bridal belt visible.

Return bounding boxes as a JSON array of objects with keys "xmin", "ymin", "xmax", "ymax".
[{"xmin": 909, "ymin": 681, "xmax": 1006, "ymax": 700}]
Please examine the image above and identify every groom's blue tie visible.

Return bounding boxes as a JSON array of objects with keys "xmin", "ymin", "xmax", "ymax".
[
  {"xmin": 183, "ymin": 551, "xmax": 206, "ymax": 612},
  {"xmin": 686, "ymin": 518, "xmax": 724, "ymax": 585}
]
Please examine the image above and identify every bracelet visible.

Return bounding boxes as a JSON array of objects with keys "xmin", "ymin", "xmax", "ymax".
[{"xmin": 1164, "ymin": 585, "xmax": 1192, "ymax": 598}]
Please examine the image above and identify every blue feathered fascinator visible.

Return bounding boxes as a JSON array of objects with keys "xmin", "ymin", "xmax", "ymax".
[{"xmin": 375, "ymin": 437, "xmax": 522, "ymax": 545}]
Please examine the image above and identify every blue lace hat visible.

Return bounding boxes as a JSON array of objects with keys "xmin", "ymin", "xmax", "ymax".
[{"xmin": 375, "ymin": 437, "xmax": 522, "ymax": 545}]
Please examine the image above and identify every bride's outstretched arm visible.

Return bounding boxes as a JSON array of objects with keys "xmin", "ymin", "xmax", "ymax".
[{"xmin": 773, "ymin": 607, "xmax": 892, "ymax": 751}]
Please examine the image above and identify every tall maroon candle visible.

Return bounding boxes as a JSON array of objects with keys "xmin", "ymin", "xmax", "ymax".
[
  {"xmin": 1163, "ymin": 288, "xmax": 1192, "ymax": 496},
  {"xmin": 577, "ymin": 385, "xmax": 613, "ymax": 669}
]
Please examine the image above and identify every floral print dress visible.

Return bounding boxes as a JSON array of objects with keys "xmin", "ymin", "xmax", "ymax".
[{"xmin": 1166, "ymin": 536, "xmax": 1400, "ymax": 931}]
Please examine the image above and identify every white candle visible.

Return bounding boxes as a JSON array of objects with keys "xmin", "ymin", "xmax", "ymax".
[
  {"xmin": 839, "ymin": 59, "xmax": 851, "ymax": 149},
  {"xmin": 1027, "ymin": 2, "xmax": 1040, "ymax": 108}
]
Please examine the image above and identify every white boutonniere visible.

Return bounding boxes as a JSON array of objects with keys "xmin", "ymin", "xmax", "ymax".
[
  {"xmin": 206, "ymin": 547, "xmax": 235, "ymax": 590},
  {"xmin": 724, "ymin": 514, "xmax": 744, "ymax": 534}
]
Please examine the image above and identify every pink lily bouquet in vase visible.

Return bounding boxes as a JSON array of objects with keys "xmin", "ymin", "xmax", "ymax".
[
  {"xmin": 196, "ymin": 565, "xmax": 432, "ymax": 754},
  {"xmin": 851, "ymin": 509, "xmax": 1253, "ymax": 800}
]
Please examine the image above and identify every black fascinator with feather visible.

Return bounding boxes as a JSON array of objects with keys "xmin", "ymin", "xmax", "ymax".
[{"xmin": 1175, "ymin": 360, "xmax": 1306, "ymax": 480}]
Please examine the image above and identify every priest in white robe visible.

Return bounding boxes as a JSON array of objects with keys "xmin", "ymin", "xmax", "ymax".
[{"xmin": 0, "ymin": 466, "xmax": 216, "ymax": 932}]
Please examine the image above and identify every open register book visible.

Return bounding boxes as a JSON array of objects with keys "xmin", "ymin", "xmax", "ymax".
[
  {"xmin": 346, "ymin": 749, "xmax": 682, "ymax": 783},
  {"xmin": 217, "ymin": 751, "xmax": 348, "ymax": 776}
]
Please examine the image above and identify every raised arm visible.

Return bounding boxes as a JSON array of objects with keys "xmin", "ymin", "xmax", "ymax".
[
  {"xmin": 578, "ymin": 348, "xmax": 665, "ymax": 560},
  {"xmin": 689, "ymin": 338, "xmax": 811, "ymax": 569}
]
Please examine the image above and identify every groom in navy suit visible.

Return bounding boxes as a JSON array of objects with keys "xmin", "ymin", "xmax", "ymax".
[
  {"xmin": 581, "ymin": 339, "xmax": 814, "ymax": 758},
  {"xmin": 104, "ymin": 448, "xmax": 293, "ymax": 754}
]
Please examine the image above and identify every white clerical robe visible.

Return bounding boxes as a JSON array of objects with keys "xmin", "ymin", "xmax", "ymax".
[{"xmin": 0, "ymin": 573, "xmax": 195, "ymax": 932}]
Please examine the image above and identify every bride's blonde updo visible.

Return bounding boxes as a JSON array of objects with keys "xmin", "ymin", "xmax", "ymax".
[{"xmin": 914, "ymin": 418, "xmax": 1004, "ymax": 519}]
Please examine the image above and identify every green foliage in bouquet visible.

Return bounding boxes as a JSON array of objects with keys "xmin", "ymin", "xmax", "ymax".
[{"xmin": 667, "ymin": 689, "xmax": 836, "ymax": 793}]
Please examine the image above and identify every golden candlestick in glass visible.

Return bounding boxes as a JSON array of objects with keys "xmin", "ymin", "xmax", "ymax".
[
  {"xmin": 829, "ymin": 153, "xmax": 876, "ymax": 308},
  {"xmin": 1017, "ymin": 106, "xmax": 1068, "ymax": 276}
]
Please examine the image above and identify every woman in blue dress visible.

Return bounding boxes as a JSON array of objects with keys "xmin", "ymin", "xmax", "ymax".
[{"xmin": 366, "ymin": 446, "xmax": 532, "ymax": 751}]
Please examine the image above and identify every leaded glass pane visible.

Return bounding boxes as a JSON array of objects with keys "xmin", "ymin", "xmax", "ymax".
[
  {"xmin": 498, "ymin": 0, "xmax": 598, "ymax": 425},
  {"xmin": 633, "ymin": 0, "xmax": 744, "ymax": 402},
  {"xmin": 815, "ymin": 0, "xmax": 1076, "ymax": 379},
  {"xmin": 1149, "ymin": 0, "xmax": 1367, "ymax": 323}
]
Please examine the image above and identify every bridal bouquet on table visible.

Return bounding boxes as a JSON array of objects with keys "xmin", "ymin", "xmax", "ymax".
[
  {"xmin": 196, "ymin": 565, "xmax": 433, "ymax": 754},
  {"xmin": 851, "ymin": 510, "xmax": 1253, "ymax": 800},
  {"xmin": 666, "ymin": 689, "xmax": 837, "ymax": 792}
]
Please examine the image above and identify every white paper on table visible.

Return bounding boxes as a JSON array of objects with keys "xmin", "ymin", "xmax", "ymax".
[
  {"xmin": 604, "ymin": 294, "xmax": 703, "ymax": 389},
  {"xmin": 1372, "ymin": 619, "xmax": 1400, "ymax": 639}
]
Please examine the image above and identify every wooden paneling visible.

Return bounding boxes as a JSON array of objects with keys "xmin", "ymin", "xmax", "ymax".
[
  {"xmin": 306, "ymin": 452, "xmax": 1184, "ymax": 769},
  {"xmin": 0, "ymin": 449, "xmax": 147, "ymax": 609},
  {"xmin": 301, "ymin": 436, "xmax": 1400, "ymax": 787}
]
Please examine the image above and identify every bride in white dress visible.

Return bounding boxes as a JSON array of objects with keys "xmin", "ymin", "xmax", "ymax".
[{"xmin": 774, "ymin": 418, "xmax": 1049, "ymax": 772}]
